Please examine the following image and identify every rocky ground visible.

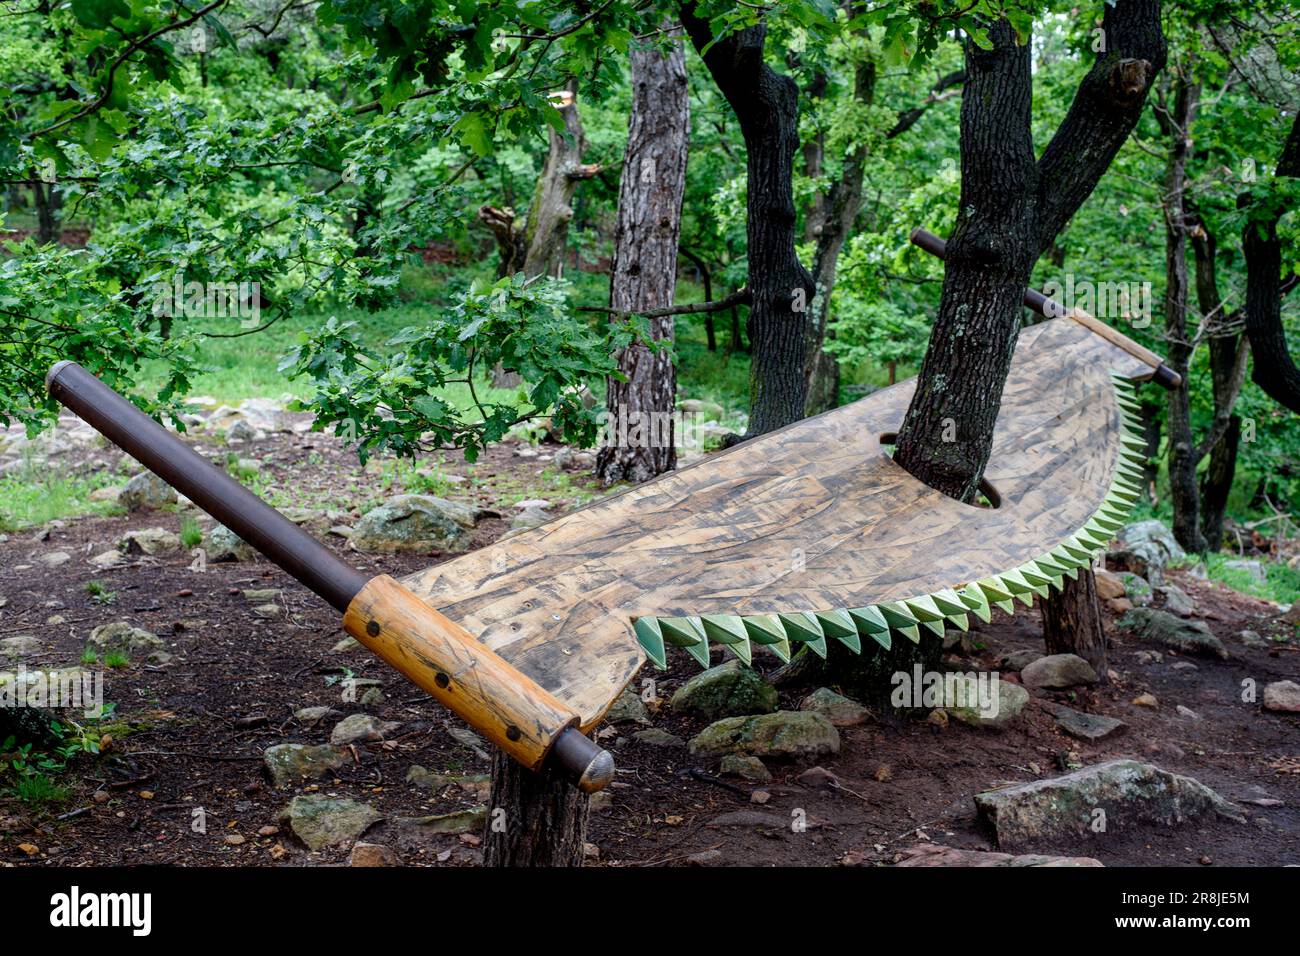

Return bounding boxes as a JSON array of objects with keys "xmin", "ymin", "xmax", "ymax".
[{"xmin": 0, "ymin": 400, "xmax": 1297, "ymax": 867}]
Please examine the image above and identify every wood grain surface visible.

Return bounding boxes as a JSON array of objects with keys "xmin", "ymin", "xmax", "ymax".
[{"xmin": 402, "ymin": 318, "xmax": 1154, "ymax": 729}]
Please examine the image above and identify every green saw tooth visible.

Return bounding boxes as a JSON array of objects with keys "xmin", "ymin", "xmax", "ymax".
[
  {"xmin": 946, "ymin": 611, "xmax": 970, "ymax": 631},
  {"xmin": 1036, "ymin": 556, "xmax": 1076, "ymax": 580},
  {"xmin": 994, "ymin": 599, "xmax": 1016, "ymax": 615},
  {"xmin": 975, "ymin": 577, "xmax": 1014, "ymax": 603},
  {"xmin": 895, "ymin": 623, "xmax": 921, "ymax": 643},
  {"xmin": 931, "ymin": 589, "xmax": 970, "ymax": 617},
  {"xmin": 998, "ymin": 568, "xmax": 1035, "ymax": 595},
  {"xmin": 878, "ymin": 602, "xmax": 919, "ymax": 629},
  {"xmin": 903, "ymin": 594, "xmax": 946, "ymax": 623},
  {"xmin": 1120, "ymin": 432, "xmax": 1146, "ymax": 450},
  {"xmin": 816, "ymin": 609, "xmax": 861, "ymax": 653},
  {"xmin": 1053, "ymin": 541, "xmax": 1091, "ymax": 565},
  {"xmin": 1019, "ymin": 564, "xmax": 1054, "ymax": 587},
  {"xmin": 660, "ymin": 616, "xmax": 710, "ymax": 668},
  {"xmin": 805, "ymin": 635, "xmax": 829, "ymax": 659},
  {"xmin": 659, "ymin": 616, "xmax": 705, "ymax": 647},
  {"xmin": 766, "ymin": 636, "xmax": 792, "ymax": 663},
  {"xmin": 958, "ymin": 586, "xmax": 992, "ymax": 623},
  {"xmin": 778, "ymin": 612, "xmax": 825, "ymax": 644},
  {"xmin": 919, "ymin": 618, "xmax": 946, "ymax": 637},
  {"xmin": 702, "ymin": 615, "xmax": 752, "ymax": 665},
  {"xmin": 633, "ymin": 618, "xmax": 667, "ymax": 669},
  {"xmin": 1016, "ymin": 589, "xmax": 1038, "ymax": 607},
  {"xmin": 849, "ymin": 606, "xmax": 892, "ymax": 650},
  {"xmin": 742, "ymin": 614, "xmax": 787, "ymax": 645}
]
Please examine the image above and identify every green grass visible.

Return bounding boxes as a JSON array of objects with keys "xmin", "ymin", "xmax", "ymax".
[
  {"xmin": 84, "ymin": 580, "xmax": 116, "ymax": 605},
  {"xmin": 103, "ymin": 650, "xmax": 129, "ymax": 670},
  {"xmin": 1182, "ymin": 552, "xmax": 1300, "ymax": 607},
  {"xmin": 12, "ymin": 773, "xmax": 69, "ymax": 807},
  {"xmin": 179, "ymin": 516, "xmax": 204, "ymax": 549},
  {"xmin": 0, "ymin": 462, "xmax": 130, "ymax": 531},
  {"xmin": 81, "ymin": 647, "xmax": 100, "ymax": 665}
]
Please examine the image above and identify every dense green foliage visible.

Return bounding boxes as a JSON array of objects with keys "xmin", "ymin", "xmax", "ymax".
[{"xmin": 0, "ymin": 0, "xmax": 1296, "ymax": 540}]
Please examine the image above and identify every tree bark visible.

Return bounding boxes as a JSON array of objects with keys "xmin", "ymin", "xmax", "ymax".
[
  {"xmin": 1156, "ymin": 71, "xmax": 1207, "ymax": 553},
  {"xmin": 802, "ymin": 57, "xmax": 874, "ymax": 416},
  {"xmin": 1241, "ymin": 113, "xmax": 1300, "ymax": 411},
  {"xmin": 889, "ymin": 3, "xmax": 1163, "ymax": 660},
  {"xmin": 483, "ymin": 749, "xmax": 589, "ymax": 867},
  {"xmin": 1200, "ymin": 414, "xmax": 1239, "ymax": 549},
  {"xmin": 681, "ymin": 4, "xmax": 815, "ymax": 436},
  {"xmin": 596, "ymin": 35, "xmax": 690, "ymax": 485},
  {"xmin": 1041, "ymin": 570, "xmax": 1107, "ymax": 675},
  {"xmin": 33, "ymin": 180, "xmax": 59, "ymax": 245},
  {"xmin": 892, "ymin": 19, "xmax": 1038, "ymax": 501}
]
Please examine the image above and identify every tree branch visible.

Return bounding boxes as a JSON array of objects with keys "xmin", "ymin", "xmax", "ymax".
[{"xmin": 579, "ymin": 287, "xmax": 751, "ymax": 319}]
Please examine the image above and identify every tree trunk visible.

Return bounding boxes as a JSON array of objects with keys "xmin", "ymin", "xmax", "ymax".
[
  {"xmin": 1241, "ymin": 113, "xmax": 1300, "ymax": 412},
  {"xmin": 1041, "ymin": 570, "xmax": 1106, "ymax": 675},
  {"xmin": 596, "ymin": 35, "xmax": 690, "ymax": 485},
  {"xmin": 802, "ymin": 57, "xmax": 875, "ymax": 417},
  {"xmin": 891, "ymin": 4, "xmax": 1162, "ymax": 667},
  {"xmin": 483, "ymin": 749, "xmax": 589, "ymax": 867},
  {"xmin": 681, "ymin": 6, "xmax": 815, "ymax": 437},
  {"xmin": 679, "ymin": 247, "xmax": 716, "ymax": 350},
  {"xmin": 1157, "ymin": 72, "xmax": 1207, "ymax": 553},
  {"xmin": 893, "ymin": 20, "xmax": 1037, "ymax": 501},
  {"xmin": 33, "ymin": 180, "xmax": 59, "ymax": 245},
  {"xmin": 523, "ymin": 80, "xmax": 597, "ymax": 280},
  {"xmin": 1200, "ymin": 414, "xmax": 1239, "ymax": 550}
]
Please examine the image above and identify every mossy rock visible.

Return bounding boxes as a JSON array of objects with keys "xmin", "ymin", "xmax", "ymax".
[
  {"xmin": 689, "ymin": 711, "xmax": 839, "ymax": 760},
  {"xmin": 670, "ymin": 660, "xmax": 777, "ymax": 720}
]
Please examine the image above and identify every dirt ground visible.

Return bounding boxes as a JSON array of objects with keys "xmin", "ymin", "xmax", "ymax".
[{"xmin": 1, "ymin": 416, "xmax": 1297, "ymax": 867}]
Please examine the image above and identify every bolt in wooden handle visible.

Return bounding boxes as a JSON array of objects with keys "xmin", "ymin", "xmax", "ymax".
[{"xmin": 343, "ymin": 575, "xmax": 614, "ymax": 791}]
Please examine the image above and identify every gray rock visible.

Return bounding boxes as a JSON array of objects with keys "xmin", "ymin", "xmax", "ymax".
[
  {"xmin": 633, "ymin": 728, "xmax": 685, "ymax": 748},
  {"xmin": 670, "ymin": 660, "xmax": 778, "ymax": 719},
  {"xmin": 88, "ymin": 549, "xmax": 126, "ymax": 569},
  {"xmin": 224, "ymin": 419, "xmax": 260, "ymax": 443},
  {"xmin": 278, "ymin": 795, "xmax": 382, "ymax": 850},
  {"xmin": 1224, "ymin": 559, "xmax": 1266, "ymax": 584},
  {"xmin": 251, "ymin": 603, "xmax": 281, "ymax": 620},
  {"xmin": 1119, "ymin": 572, "xmax": 1153, "ymax": 605},
  {"xmin": 689, "ymin": 711, "xmax": 839, "ymax": 760},
  {"xmin": 948, "ymin": 678, "xmax": 1030, "ymax": 729},
  {"xmin": 1263, "ymin": 680, "xmax": 1300, "ymax": 713},
  {"xmin": 38, "ymin": 550, "xmax": 71, "ymax": 569},
  {"xmin": 86, "ymin": 622, "xmax": 166, "ymax": 659},
  {"xmin": 1109, "ymin": 520, "xmax": 1183, "ymax": 584},
  {"xmin": 263, "ymin": 743, "xmax": 346, "ymax": 787},
  {"xmin": 719, "ymin": 754, "xmax": 772, "ymax": 783},
  {"xmin": 896, "ymin": 844, "xmax": 1103, "ymax": 867},
  {"xmin": 509, "ymin": 506, "xmax": 551, "ymax": 532},
  {"xmin": 243, "ymin": 588, "xmax": 282, "ymax": 602},
  {"xmin": 294, "ymin": 705, "xmax": 340, "ymax": 727},
  {"xmin": 974, "ymin": 759, "xmax": 1244, "ymax": 848},
  {"xmin": 207, "ymin": 523, "xmax": 254, "ymax": 561},
  {"xmin": 1239, "ymin": 629, "xmax": 1268, "ymax": 649},
  {"xmin": 1040, "ymin": 701, "xmax": 1127, "ymax": 741},
  {"xmin": 999, "ymin": 650, "xmax": 1042, "ymax": 671},
  {"xmin": 1155, "ymin": 584, "xmax": 1194, "ymax": 616},
  {"xmin": 799, "ymin": 687, "xmax": 871, "ymax": 726},
  {"xmin": 330, "ymin": 713, "xmax": 400, "ymax": 745},
  {"xmin": 391, "ymin": 807, "xmax": 486, "ymax": 837},
  {"xmin": 1117, "ymin": 608, "xmax": 1228, "ymax": 659},
  {"xmin": 604, "ymin": 687, "xmax": 651, "ymax": 726},
  {"xmin": 405, "ymin": 766, "xmax": 490, "ymax": 798},
  {"xmin": 119, "ymin": 471, "xmax": 177, "ymax": 511},
  {"xmin": 119, "ymin": 527, "xmax": 181, "ymax": 555},
  {"xmin": 0, "ymin": 635, "xmax": 41, "ymax": 659},
  {"xmin": 349, "ymin": 495, "xmax": 482, "ymax": 553},
  {"xmin": 1020, "ymin": 653, "xmax": 1099, "ymax": 689},
  {"xmin": 1176, "ymin": 705, "xmax": 1200, "ymax": 720}
]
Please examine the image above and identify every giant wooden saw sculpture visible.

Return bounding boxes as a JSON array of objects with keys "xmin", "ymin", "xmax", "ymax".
[{"xmin": 46, "ymin": 228, "xmax": 1179, "ymax": 793}]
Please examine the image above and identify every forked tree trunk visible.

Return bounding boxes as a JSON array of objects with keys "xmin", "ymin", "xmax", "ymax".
[
  {"xmin": 596, "ymin": 35, "xmax": 690, "ymax": 485},
  {"xmin": 681, "ymin": 6, "xmax": 815, "ymax": 436},
  {"xmin": 483, "ymin": 750, "xmax": 589, "ymax": 867},
  {"xmin": 891, "ymin": 4, "xmax": 1162, "ymax": 665},
  {"xmin": 1041, "ymin": 570, "xmax": 1106, "ymax": 675}
]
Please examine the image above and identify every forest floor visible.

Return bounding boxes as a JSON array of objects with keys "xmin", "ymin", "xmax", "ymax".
[{"xmin": 0, "ymin": 408, "xmax": 1297, "ymax": 868}]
